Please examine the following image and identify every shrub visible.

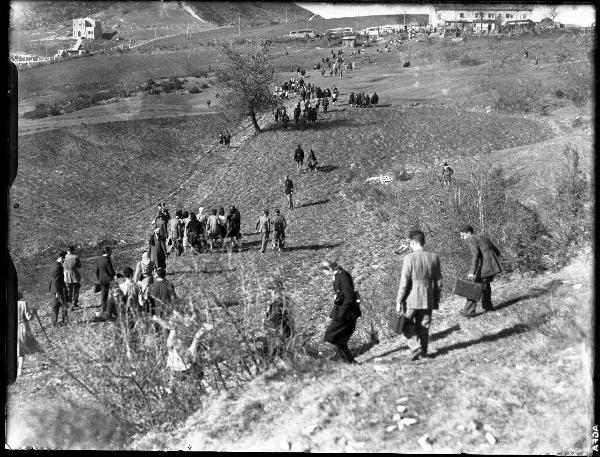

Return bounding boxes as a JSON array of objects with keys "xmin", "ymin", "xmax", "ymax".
[
  {"xmin": 161, "ymin": 81, "xmax": 176, "ymax": 92},
  {"xmin": 146, "ymin": 78, "xmax": 155, "ymax": 86},
  {"xmin": 189, "ymin": 86, "xmax": 201, "ymax": 94},
  {"xmin": 23, "ymin": 103, "xmax": 49, "ymax": 119},
  {"xmin": 48, "ymin": 104, "xmax": 61, "ymax": 116},
  {"xmin": 556, "ymin": 60, "xmax": 592, "ymax": 106},
  {"xmin": 201, "ymin": 82, "xmax": 210, "ymax": 89},
  {"xmin": 478, "ymin": 73, "xmax": 545, "ymax": 113},
  {"xmin": 459, "ymin": 53, "xmax": 481, "ymax": 66}
]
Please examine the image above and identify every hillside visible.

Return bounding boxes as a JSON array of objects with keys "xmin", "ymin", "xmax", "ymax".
[
  {"xmin": 186, "ymin": 1, "xmax": 313, "ymax": 26},
  {"xmin": 7, "ymin": 30, "xmax": 593, "ymax": 452}
]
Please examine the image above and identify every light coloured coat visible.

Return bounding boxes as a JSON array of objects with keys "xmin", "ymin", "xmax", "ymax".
[{"xmin": 397, "ymin": 250, "xmax": 443, "ymax": 311}]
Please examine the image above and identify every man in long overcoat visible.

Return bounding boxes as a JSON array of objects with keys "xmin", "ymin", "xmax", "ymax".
[
  {"xmin": 321, "ymin": 260, "xmax": 361, "ymax": 364},
  {"xmin": 396, "ymin": 230, "xmax": 443, "ymax": 360},
  {"xmin": 95, "ymin": 246, "xmax": 116, "ymax": 313},
  {"xmin": 49, "ymin": 251, "xmax": 68, "ymax": 326},
  {"xmin": 458, "ymin": 225, "xmax": 503, "ymax": 317},
  {"xmin": 149, "ymin": 226, "xmax": 167, "ymax": 269}
]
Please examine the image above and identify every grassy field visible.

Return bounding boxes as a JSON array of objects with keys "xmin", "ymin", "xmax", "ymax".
[{"xmin": 8, "ymin": 29, "xmax": 594, "ymax": 451}]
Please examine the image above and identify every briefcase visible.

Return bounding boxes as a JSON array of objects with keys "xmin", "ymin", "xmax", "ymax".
[
  {"xmin": 453, "ymin": 279, "xmax": 483, "ymax": 302},
  {"xmin": 389, "ymin": 311, "xmax": 410, "ymax": 335},
  {"xmin": 93, "ymin": 283, "xmax": 102, "ymax": 293}
]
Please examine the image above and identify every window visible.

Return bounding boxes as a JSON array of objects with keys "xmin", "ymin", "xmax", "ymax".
[
  {"xmin": 488, "ymin": 13, "xmax": 494, "ymax": 19},
  {"xmin": 437, "ymin": 13, "xmax": 442, "ymax": 20},
  {"xmin": 459, "ymin": 12, "xmax": 464, "ymax": 18},
  {"xmin": 522, "ymin": 14, "xmax": 526, "ymax": 19},
  {"xmin": 506, "ymin": 13, "xmax": 512, "ymax": 18}
]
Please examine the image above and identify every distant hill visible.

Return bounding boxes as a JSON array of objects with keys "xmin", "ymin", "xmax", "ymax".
[
  {"xmin": 9, "ymin": 1, "xmax": 316, "ymax": 32},
  {"xmin": 185, "ymin": 2, "xmax": 315, "ymax": 26}
]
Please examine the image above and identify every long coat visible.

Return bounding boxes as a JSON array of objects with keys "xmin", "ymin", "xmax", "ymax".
[
  {"xmin": 397, "ymin": 250, "xmax": 443, "ymax": 311},
  {"xmin": 324, "ymin": 268, "xmax": 361, "ymax": 345},
  {"xmin": 63, "ymin": 253, "xmax": 81, "ymax": 284},
  {"xmin": 95, "ymin": 255, "xmax": 115, "ymax": 287},
  {"xmin": 468, "ymin": 235, "xmax": 502, "ymax": 280},
  {"xmin": 49, "ymin": 261, "xmax": 66, "ymax": 294},
  {"xmin": 149, "ymin": 233, "xmax": 167, "ymax": 270}
]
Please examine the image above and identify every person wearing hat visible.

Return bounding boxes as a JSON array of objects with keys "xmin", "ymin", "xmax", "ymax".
[
  {"xmin": 396, "ymin": 230, "xmax": 443, "ymax": 361},
  {"xmin": 264, "ymin": 278, "xmax": 296, "ymax": 356},
  {"xmin": 255, "ymin": 210, "xmax": 271, "ymax": 253},
  {"xmin": 49, "ymin": 251, "xmax": 68, "ymax": 326},
  {"xmin": 458, "ymin": 225, "xmax": 502, "ymax": 317},
  {"xmin": 320, "ymin": 260, "xmax": 361, "ymax": 364},
  {"xmin": 270, "ymin": 209, "xmax": 287, "ymax": 252},
  {"xmin": 17, "ymin": 291, "xmax": 43, "ymax": 377}
]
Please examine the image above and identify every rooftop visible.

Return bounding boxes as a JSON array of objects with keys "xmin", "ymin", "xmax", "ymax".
[{"xmin": 433, "ymin": 4, "xmax": 534, "ymax": 12}]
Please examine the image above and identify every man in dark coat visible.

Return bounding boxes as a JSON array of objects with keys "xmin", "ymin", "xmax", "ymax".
[
  {"xmin": 147, "ymin": 268, "xmax": 177, "ymax": 317},
  {"xmin": 321, "ymin": 260, "xmax": 361, "ymax": 364},
  {"xmin": 371, "ymin": 92, "xmax": 379, "ymax": 105},
  {"xmin": 284, "ymin": 174, "xmax": 294, "ymax": 209},
  {"xmin": 49, "ymin": 251, "xmax": 68, "ymax": 326},
  {"xmin": 294, "ymin": 144, "xmax": 304, "ymax": 172},
  {"xmin": 149, "ymin": 226, "xmax": 167, "ymax": 269},
  {"xmin": 264, "ymin": 279, "xmax": 295, "ymax": 357},
  {"xmin": 95, "ymin": 246, "xmax": 116, "ymax": 313},
  {"xmin": 458, "ymin": 225, "xmax": 503, "ymax": 317}
]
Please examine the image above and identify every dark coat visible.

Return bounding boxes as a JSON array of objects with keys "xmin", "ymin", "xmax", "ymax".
[
  {"xmin": 371, "ymin": 93, "xmax": 379, "ymax": 104},
  {"xmin": 49, "ymin": 262, "xmax": 66, "ymax": 294},
  {"xmin": 329, "ymin": 268, "xmax": 362, "ymax": 321},
  {"xmin": 149, "ymin": 233, "xmax": 167, "ymax": 269},
  {"xmin": 468, "ymin": 234, "xmax": 503, "ymax": 280},
  {"xmin": 95, "ymin": 255, "xmax": 115, "ymax": 287},
  {"xmin": 284, "ymin": 178, "xmax": 294, "ymax": 195}
]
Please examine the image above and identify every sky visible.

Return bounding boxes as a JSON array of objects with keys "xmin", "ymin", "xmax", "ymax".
[{"xmin": 296, "ymin": 3, "xmax": 596, "ymax": 26}]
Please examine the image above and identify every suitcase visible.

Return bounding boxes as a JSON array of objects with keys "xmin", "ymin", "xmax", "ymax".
[
  {"xmin": 389, "ymin": 311, "xmax": 410, "ymax": 335},
  {"xmin": 453, "ymin": 279, "xmax": 483, "ymax": 301}
]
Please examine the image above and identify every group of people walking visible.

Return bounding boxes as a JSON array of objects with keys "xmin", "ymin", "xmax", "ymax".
[{"xmin": 349, "ymin": 91, "xmax": 379, "ymax": 108}]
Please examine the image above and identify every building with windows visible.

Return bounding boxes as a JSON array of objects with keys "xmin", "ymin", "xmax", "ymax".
[
  {"xmin": 428, "ymin": 4, "xmax": 533, "ymax": 33},
  {"xmin": 72, "ymin": 17, "xmax": 102, "ymax": 39}
]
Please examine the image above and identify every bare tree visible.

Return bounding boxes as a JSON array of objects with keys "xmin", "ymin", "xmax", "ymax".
[
  {"xmin": 546, "ymin": 6, "xmax": 559, "ymax": 23},
  {"xmin": 216, "ymin": 40, "xmax": 277, "ymax": 134}
]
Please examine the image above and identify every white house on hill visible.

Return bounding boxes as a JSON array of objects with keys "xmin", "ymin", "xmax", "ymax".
[
  {"xmin": 429, "ymin": 4, "xmax": 533, "ymax": 31},
  {"xmin": 73, "ymin": 17, "xmax": 102, "ymax": 39}
]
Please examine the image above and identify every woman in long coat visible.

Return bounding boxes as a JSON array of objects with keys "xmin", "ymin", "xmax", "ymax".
[
  {"xmin": 148, "ymin": 227, "xmax": 167, "ymax": 270},
  {"xmin": 17, "ymin": 291, "xmax": 43, "ymax": 377}
]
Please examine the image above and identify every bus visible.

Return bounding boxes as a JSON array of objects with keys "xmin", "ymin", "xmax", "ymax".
[
  {"xmin": 324, "ymin": 27, "xmax": 353, "ymax": 38},
  {"xmin": 289, "ymin": 30, "xmax": 317, "ymax": 39}
]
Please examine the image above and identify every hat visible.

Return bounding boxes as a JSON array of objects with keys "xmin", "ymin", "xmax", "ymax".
[
  {"xmin": 274, "ymin": 209, "xmax": 280, "ymax": 214},
  {"xmin": 458, "ymin": 224, "xmax": 474, "ymax": 234},
  {"xmin": 59, "ymin": 251, "xmax": 67, "ymax": 258}
]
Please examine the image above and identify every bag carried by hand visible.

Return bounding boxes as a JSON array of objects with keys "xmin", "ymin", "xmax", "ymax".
[
  {"xmin": 93, "ymin": 283, "xmax": 102, "ymax": 293},
  {"xmin": 389, "ymin": 310, "xmax": 410, "ymax": 334},
  {"xmin": 453, "ymin": 279, "xmax": 483, "ymax": 301}
]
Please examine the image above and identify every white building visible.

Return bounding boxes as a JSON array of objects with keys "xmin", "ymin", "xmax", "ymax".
[
  {"xmin": 73, "ymin": 17, "xmax": 102, "ymax": 39},
  {"xmin": 429, "ymin": 4, "xmax": 533, "ymax": 32}
]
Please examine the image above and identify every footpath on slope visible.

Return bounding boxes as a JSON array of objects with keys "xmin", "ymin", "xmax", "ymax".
[{"xmin": 134, "ymin": 248, "xmax": 593, "ymax": 453}]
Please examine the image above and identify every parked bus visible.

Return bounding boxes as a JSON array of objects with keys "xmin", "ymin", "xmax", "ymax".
[
  {"xmin": 289, "ymin": 30, "xmax": 317, "ymax": 39},
  {"xmin": 325, "ymin": 27, "xmax": 353, "ymax": 38}
]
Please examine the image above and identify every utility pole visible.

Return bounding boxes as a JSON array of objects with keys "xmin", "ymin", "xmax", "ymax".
[
  {"xmin": 155, "ymin": 26, "xmax": 157, "ymax": 39},
  {"xmin": 238, "ymin": 15, "xmax": 241, "ymax": 36},
  {"xmin": 404, "ymin": 9, "xmax": 406, "ymax": 29},
  {"xmin": 285, "ymin": 7, "xmax": 288, "ymax": 25}
]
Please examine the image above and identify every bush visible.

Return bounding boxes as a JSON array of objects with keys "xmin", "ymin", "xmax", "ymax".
[
  {"xmin": 478, "ymin": 72, "xmax": 545, "ymax": 113},
  {"xmin": 200, "ymin": 82, "xmax": 210, "ymax": 89},
  {"xmin": 161, "ymin": 81, "xmax": 176, "ymax": 92},
  {"xmin": 146, "ymin": 78, "xmax": 155, "ymax": 86},
  {"xmin": 23, "ymin": 103, "xmax": 49, "ymax": 119},
  {"xmin": 556, "ymin": 60, "xmax": 592, "ymax": 106},
  {"xmin": 189, "ymin": 86, "xmax": 201, "ymax": 94},
  {"xmin": 459, "ymin": 53, "xmax": 481, "ymax": 66}
]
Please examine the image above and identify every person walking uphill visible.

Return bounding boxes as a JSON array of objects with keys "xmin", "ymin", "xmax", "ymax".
[
  {"xmin": 271, "ymin": 209, "xmax": 287, "ymax": 252},
  {"xmin": 95, "ymin": 246, "xmax": 116, "ymax": 313},
  {"xmin": 458, "ymin": 225, "xmax": 503, "ymax": 317},
  {"xmin": 396, "ymin": 230, "xmax": 443, "ymax": 361},
  {"xmin": 49, "ymin": 251, "xmax": 68, "ymax": 326},
  {"xmin": 320, "ymin": 260, "xmax": 361, "ymax": 364},
  {"xmin": 149, "ymin": 226, "xmax": 168, "ymax": 269},
  {"xmin": 63, "ymin": 245, "xmax": 82, "ymax": 310},
  {"xmin": 284, "ymin": 175, "xmax": 294, "ymax": 210},
  {"xmin": 255, "ymin": 210, "xmax": 271, "ymax": 254},
  {"xmin": 294, "ymin": 144, "xmax": 305, "ymax": 172}
]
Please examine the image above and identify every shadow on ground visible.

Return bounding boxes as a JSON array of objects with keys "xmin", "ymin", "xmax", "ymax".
[{"xmin": 296, "ymin": 199, "xmax": 330, "ymax": 208}]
